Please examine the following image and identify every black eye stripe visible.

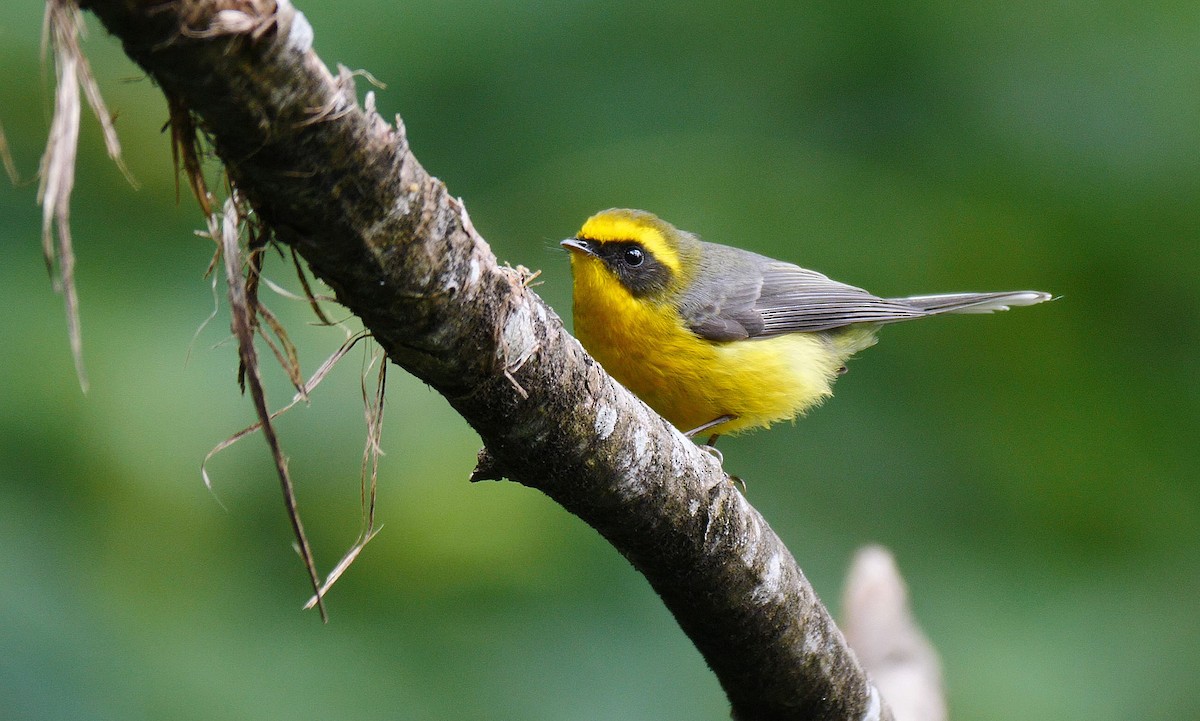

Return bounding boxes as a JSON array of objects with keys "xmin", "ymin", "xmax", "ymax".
[{"xmin": 589, "ymin": 240, "xmax": 671, "ymax": 297}]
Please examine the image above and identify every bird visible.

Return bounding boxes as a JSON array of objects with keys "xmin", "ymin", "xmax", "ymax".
[{"xmin": 561, "ymin": 208, "xmax": 1050, "ymax": 444}]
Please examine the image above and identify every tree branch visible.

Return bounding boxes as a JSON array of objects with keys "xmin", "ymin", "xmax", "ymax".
[
  {"xmin": 74, "ymin": 1, "xmax": 900, "ymax": 718},
  {"xmin": 843, "ymin": 547, "xmax": 946, "ymax": 721}
]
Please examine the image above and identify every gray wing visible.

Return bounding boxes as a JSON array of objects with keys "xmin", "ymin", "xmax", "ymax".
[{"xmin": 678, "ymin": 243, "xmax": 1049, "ymax": 342}]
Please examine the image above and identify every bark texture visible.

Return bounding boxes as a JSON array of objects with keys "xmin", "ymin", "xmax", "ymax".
[{"xmin": 77, "ymin": 1, "xmax": 892, "ymax": 718}]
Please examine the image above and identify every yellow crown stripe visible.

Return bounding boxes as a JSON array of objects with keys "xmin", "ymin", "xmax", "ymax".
[{"xmin": 578, "ymin": 210, "xmax": 683, "ymax": 275}]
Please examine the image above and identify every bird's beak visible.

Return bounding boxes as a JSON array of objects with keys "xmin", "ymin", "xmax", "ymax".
[{"xmin": 560, "ymin": 238, "xmax": 596, "ymax": 256}]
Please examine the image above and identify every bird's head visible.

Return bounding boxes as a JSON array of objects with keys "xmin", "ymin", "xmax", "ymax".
[{"xmin": 560, "ymin": 208, "xmax": 697, "ymax": 300}]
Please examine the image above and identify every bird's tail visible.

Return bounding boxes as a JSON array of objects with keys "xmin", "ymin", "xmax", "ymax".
[{"xmin": 894, "ymin": 291, "xmax": 1053, "ymax": 315}]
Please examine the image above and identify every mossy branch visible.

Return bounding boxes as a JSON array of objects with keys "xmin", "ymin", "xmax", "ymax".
[{"xmin": 64, "ymin": 1, "xmax": 946, "ymax": 718}]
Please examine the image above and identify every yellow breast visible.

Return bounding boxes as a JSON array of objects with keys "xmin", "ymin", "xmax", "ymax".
[{"xmin": 569, "ymin": 254, "xmax": 846, "ymax": 435}]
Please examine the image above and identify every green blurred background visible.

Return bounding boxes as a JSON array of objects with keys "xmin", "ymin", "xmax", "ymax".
[{"xmin": 2, "ymin": 2, "xmax": 1197, "ymax": 719}]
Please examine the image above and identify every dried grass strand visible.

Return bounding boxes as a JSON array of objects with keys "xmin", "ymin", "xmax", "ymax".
[
  {"xmin": 0, "ymin": 122, "xmax": 18, "ymax": 183},
  {"xmin": 360, "ymin": 347, "xmax": 386, "ymax": 532},
  {"xmin": 201, "ymin": 328, "xmax": 371, "ymax": 487},
  {"xmin": 215, "ymin": 196, "xmax": 327, "ymax": 622},
  {"xmin": 38, "ymin": 1, "xmax": 85, "ymax": 391},
  {"xmin": 302, "ymin": 526, "xmax": 382, "ymax": 611},
  {"xmin": 291, "ymin": 247, "xmax": 336, "ymax": 325},
  {"xmin": 253, "ymin": 300, "xmax": 305, "ymax": 395},
  {"xmin": 167, "ymin": 92, "xmax": 213, "ymax": 215},
  {"xmin": 301, "ymin": 350, "xmax": 387, "ymax": 611},
  {"xmin": 37, "ymin": 0, "xmax": 136, "ymax": 392}
]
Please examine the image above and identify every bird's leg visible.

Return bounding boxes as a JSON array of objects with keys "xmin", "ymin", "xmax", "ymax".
[
  {"xmin": 683, "ymin": 414, "xmax": 736, "ymax": 439},
  {"xmin": 681, "ymin": 415, "xmax": 738, "ymax": 470},
  {"xmin": 681, "ymin": 416, "xmax": 747, "ymax": 492}
]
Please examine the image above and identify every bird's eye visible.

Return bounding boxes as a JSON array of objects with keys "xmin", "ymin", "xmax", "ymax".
[{"xmin": 623, "ymin": 247, "xmax": 645, "ymax": 267}]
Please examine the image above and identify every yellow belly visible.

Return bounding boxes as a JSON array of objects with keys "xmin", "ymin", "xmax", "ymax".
[{"xmin": 571, "ymin": 262, "xmax": 859, "ymax": 435}]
